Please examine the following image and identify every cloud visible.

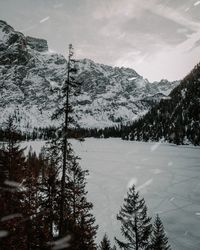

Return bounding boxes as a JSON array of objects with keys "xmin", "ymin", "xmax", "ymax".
[
  {"xmin": 189, "ymin": 38, "xmax": 200, "ymax": 51},
  {"xmin": 0, "ymin": 0, "xmax": 199, "ymax": 81},
  {"xmin": 90, "ymin": 0, "xmax": 199, "ymax": 59},
  {"xmin": 148, "ymin": 2, "xmax": 200, "ymax": 32}
]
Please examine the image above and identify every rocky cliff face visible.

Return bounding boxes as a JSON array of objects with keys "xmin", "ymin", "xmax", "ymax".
[
  {"xmin": 0, "ymin": 20, "xmax": 179, "ymax": 131},
  {"xmin": 0, "ymin": 20, "xmax": 30, "ymax": 65},
  {"xmin": 74, "ymin": 59, "xmax": 178, "ymax": 128},
  {"xmin": 26, "ymin": 36, "xmax": 48, "ymax": 52}
]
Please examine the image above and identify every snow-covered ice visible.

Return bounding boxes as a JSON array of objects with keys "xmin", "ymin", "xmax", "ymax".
[
  {"xmin": 22, "ymin": 139, "xmax": 200, "ymax": 250},
  {"xmin": 72, "ymin": 139, "xmax": 200, "ymax": 250}
]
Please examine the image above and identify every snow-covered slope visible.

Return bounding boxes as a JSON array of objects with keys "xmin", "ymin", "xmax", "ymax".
[{"xmin": 0, "ymin": 20, "xmax": 179, "ymax": 130}]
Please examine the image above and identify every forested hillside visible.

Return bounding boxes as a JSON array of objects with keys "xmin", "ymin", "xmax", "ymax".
[{"xmin": 122, "ymin": 63, "xmax": 200, "ymax": 145}]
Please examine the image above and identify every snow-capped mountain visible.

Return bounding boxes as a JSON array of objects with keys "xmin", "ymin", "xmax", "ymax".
[{"xmin": 0, "ymin": 20, "xmax": 179, "ymax": 130}]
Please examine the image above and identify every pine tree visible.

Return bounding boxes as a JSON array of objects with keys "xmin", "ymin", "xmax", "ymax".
[
  {"xmin": 0, "ymin": 118, "xmax": 56, "ymax": 249},
  {"xmin": 150, "ymin": 215, "xmax": 171, "ymax": 250},
  {"xmin": 38, "ymin": 146, "xmax": 62, "ymax": 245},
  {"xmin": 64, "ymin": 153, "xmax": 98, "ymax": 249},
  {"xmin": 99, "ymin": 233, "xmax": 112, "ymax": 250},
  {"xmin": 43, "ymin": 44, "xmax": 98, "ymax": 248},
  {"xmin": 22, "ymin": 149, "xmax": 52, "ymax": 249},
  {"xmin": 3, "ymin": 116, "xmax": 26, "ymax": 182},
  {"xmin": 55, "ymin": 43, "xmax": 81, "ymax": 237},
  {"xmin": 0, "ymin": 117, "xmax": 27, "ymax": 249},
  {"xmin": 115, "ymin": 185, "xmax": 152, "ymax": 250}
]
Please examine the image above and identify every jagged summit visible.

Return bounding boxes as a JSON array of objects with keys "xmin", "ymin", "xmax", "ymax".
[
  {"xmin": 0, "ymin": 21, "xmax": 179, "ymax": 131},
  {"xmin": 80, "ymin": 58, "xmax": 140, "ymax": 76},
  {"xmin": 26, "ymin": 36, "xmax": 48, "ymax": 52}
]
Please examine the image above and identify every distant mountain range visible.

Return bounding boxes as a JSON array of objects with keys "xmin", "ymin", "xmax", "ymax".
[
  {"xmin": 0, "ymin": 20, "xmax": 179, "ymax": 131},
  {"xmin": 122, "ymin": 63, "xmax": 200, "ymax": 145}
]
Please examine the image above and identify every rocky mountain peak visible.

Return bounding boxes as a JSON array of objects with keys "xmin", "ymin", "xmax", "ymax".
[
  {"xmin": 0, "ymin": 20, "xmax": 179, "ymax": 131},
  {"xmin": 26, "ymin": 36, "xmax": 48, "ymax": 52},
  {"xmin": 0, "ymin": 20, "xmax": 30, "ymax": 65}
]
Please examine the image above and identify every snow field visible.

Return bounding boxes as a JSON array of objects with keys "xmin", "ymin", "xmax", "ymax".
[{"xmin": 22, "ymin": 139, "xmax": 200, "ymax": 250}]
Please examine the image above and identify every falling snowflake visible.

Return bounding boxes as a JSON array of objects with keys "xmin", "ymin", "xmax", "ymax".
[
  {"xmin": 194, "ymin": 1, "xmax": 200, "ymax": 6},
  {"xmin": 40, "ymin": 16, "xmax": 50, "ymax": 23}
]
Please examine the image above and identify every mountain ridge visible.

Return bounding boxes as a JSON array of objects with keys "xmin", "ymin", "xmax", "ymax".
[
  {"xmin": 0, "ymin": 20, "xmax": 179, "ymax": 131},
  {"xmin": 122, "ymin": 62, "xmax": 200, "ymax": 145}
]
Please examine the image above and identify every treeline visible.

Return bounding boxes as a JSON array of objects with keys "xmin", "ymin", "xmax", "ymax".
[
  {"xmin": 72, "ymin": 126, "xmax": 122, "ymax": 139},
  {"xmin": 0, "ymin": 126, "xmax": 26, "ymax": 141},
  {"xmin": 0, "ymin": 125, "xmax": 122, "ymax": 141},
  {"xmin": 28, "ymin": 126, "xmax": 122, "ymax": 140},
  {"xmin": 0, "ymin": 126, "xmax": 57, "ymax": 141}
]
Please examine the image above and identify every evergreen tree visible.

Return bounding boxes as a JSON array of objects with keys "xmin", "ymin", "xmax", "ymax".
[
  {"xmin": 2, "ymin": 116, "xmax": 26, "ymax": 182},
  {"xmin": 22, "ymin": 149, "xmax": 52, "ymax": 249},
  {"xmin": 115, "ymin": 185, "xmax": 152, "ymax": 250},
  {"xmin": 0, "ymin": 118, "xmax": 55, "ymax": 249},
  {"xmin": 64, "ymin": 152, "xmax": 98, "ymax": 249},
  {"xmin": 99, "ymin": 233, "xmax": 112, "ymax": 250},
  {"xmin": 0, "ymin": 117, "xmax": 27, "ymax": 249},
  {"xmin": 55, "ymin": 43, "xmax": 80, "ymax": 237},
  {"xmin": 37, "ymin": 145, "xmax": 61, "ymax": 240},
  {"xmin": 43, "ymin": 44, "xmax": 98, "ymax": 248},
  {"xmin": 150, "ymin": 215, "xmax": 171, "ymax": 250}
]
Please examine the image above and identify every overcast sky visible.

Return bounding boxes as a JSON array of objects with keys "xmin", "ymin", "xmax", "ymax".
[{"xmin": 0, "ymin": 0, "xmax": 199, "ymax": 81}]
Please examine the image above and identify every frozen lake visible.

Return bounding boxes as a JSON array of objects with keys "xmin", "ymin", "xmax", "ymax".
[{"xmin": 23, "ymin": 139, "xmax": 200, "ymax": 250}]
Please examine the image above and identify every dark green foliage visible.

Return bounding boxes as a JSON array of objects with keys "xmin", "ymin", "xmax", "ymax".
[
  {"xmin": 70, "ymin": 125, "xmax": 122, "ymax": 139},
  {"xmin": 99, "ymin": 234, "xmax": 113, "ymax": 250},
  {"xmin": 0, "ymin": 116, "xmax": 98, "ymax": 249},
  {"xmin": 0, "ymin": 116, "xmax": 26, "ymax": 182},
  {"xmin": 43, "ymin": 139, "xmax": 98, "ymax": 249},
  {"xmin": 63, "ymin": 151, "xmax": 98, "ymax": 249},
  {"xmin": 115, "ymin": 185, "xmax": 152, "ymax": 250},
  {"xmin": 0, "ymin": 127, "xmax": 26, "ymax": 141},
  {"xmin": 23, "ymin": 150, "xmax": 56, "ymax": 249},
  {"xmin": 150, "ymin": 215, "xmax": 171, "ymax": 250},
  {"xmin": 0, "ymin": 117, "xmax": 34, "ymax": 249},
  {"xmin": 0, "ymin": 117, "xmax": 57, "ymax": 249},
  {"xmin": 122, "ymin": 63, "xmax": 200, "ymax": 145},
  {"xmin": 6, "ymin": 125, "xmax": 122, "ymax": 141},
  {"xmin": 0, "ymin": 121, "xmax": 122, "ymax": 142}
]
